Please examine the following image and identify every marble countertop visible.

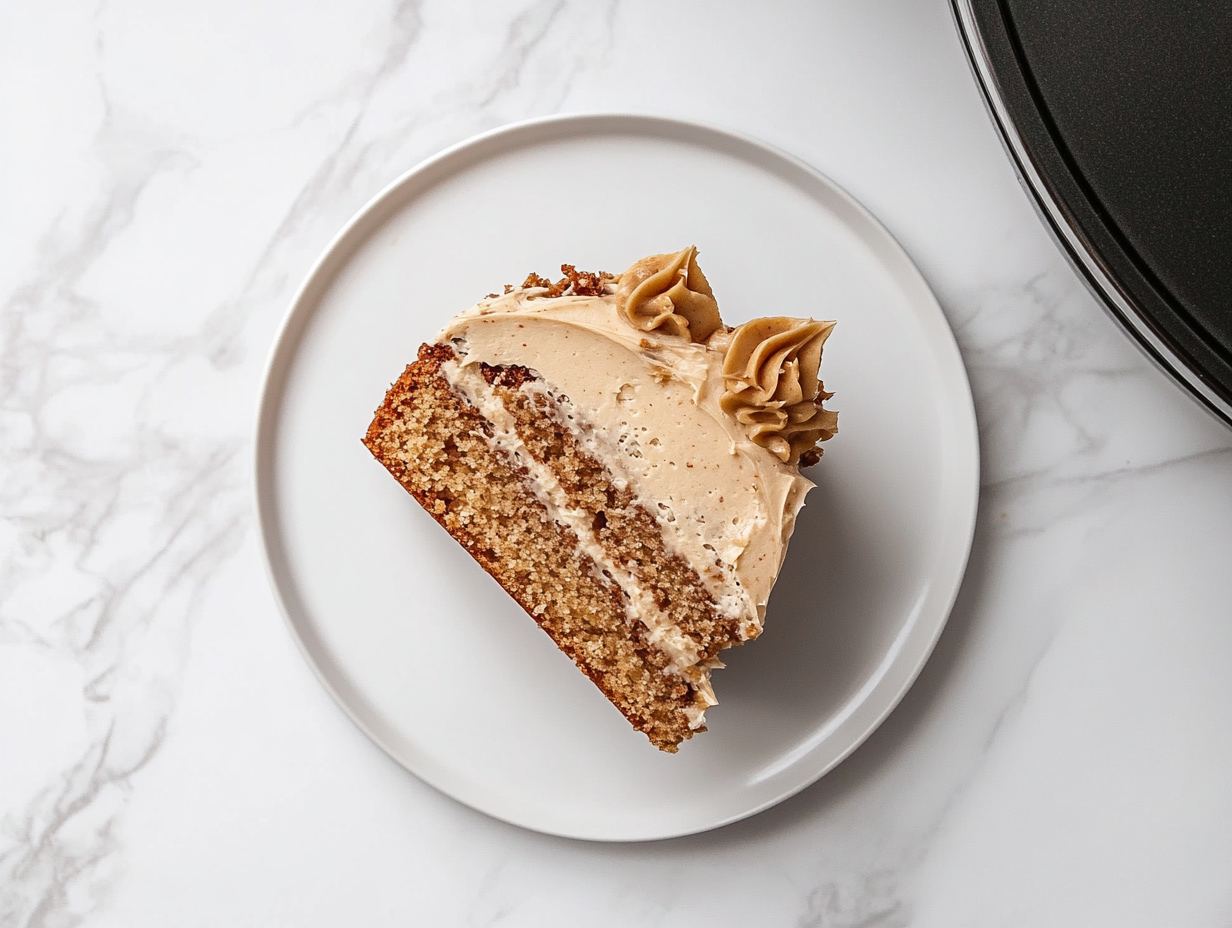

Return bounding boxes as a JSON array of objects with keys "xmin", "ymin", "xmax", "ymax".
[{"xmin": 4, "ymin": 2, "xmax": 1232, "ymax": 925}]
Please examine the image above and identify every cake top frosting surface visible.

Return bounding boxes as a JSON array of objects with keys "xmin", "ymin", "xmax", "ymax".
[{"xmin": 437, "ymin": 247, "xmax": 837, "ymax": 633}]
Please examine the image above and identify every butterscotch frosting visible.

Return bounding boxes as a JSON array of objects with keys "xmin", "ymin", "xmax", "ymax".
[
  {"xmin": 437, "ymin": 247, "xmax": 837, "ymax": 642},
  {"xmin": 721, "ymin": 317, "xmax": 838, "ymax": 463},
  {"xmin": 615, "ymin": 246, "xmax": 722, "ymax": 343}
]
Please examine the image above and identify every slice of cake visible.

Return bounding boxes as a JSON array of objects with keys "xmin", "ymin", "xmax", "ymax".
[{"xmin": 364, "ymin": 247, "xmax": 837, "ymax": 751}]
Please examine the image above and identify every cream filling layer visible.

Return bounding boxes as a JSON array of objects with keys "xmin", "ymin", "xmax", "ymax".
[
  {"xmin": 516, "ymin": 379, "xmax": 756, "ymax": 626},
  {"xmin": 441, "ymin": 357, "xmax": 719, "ymax": 723}
]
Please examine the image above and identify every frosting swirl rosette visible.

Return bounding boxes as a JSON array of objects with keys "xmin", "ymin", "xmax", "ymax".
[
  {"xmin": 616, "ymin": 246, "xmax": 722, "ymax": 343},
  {"xmin": 720, "ymin": 316, "xmax": 838, "ymax": 464}
]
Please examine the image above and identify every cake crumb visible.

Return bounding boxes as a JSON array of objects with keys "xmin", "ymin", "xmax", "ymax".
[
  {"xmin": 518, "ymin": 265, "xmax": 613, "ymax": 299},
  {"xmin": 522, "ymin": 272, "xmax": 554, "ymax": 291}
]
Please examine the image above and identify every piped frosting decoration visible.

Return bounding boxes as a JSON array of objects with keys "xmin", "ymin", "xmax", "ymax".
[
  {"xmin": 615, "ymin": 246, "xmax": 722, "ymax": 343},
  {"xmin": 720, "ymin": 317, "xmax": 838, "ymax": 464}
]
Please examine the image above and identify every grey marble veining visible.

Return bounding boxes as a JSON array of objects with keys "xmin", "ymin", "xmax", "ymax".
[{"xmin": 3, "ymin": 2, "xmax": 1232, "ymax": 926}]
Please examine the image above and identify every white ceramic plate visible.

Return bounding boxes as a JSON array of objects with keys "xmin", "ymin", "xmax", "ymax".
[{"xmin": 255, "ymin": 114, "xmax": 979, "ymax": 841}]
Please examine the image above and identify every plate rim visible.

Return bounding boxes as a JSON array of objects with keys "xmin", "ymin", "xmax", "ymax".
[{"xmin": 253, "ymin": 111, "xmax": 981, "ymax": 841}]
